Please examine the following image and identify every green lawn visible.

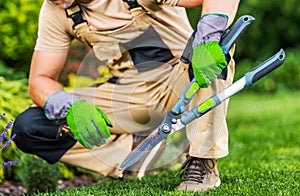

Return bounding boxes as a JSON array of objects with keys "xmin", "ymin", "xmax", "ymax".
[{"xmin": 38, "ymin": 90, "xmax": 300, "ymax": 196}]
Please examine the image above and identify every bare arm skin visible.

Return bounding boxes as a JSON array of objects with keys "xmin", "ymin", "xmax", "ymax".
[
  {"xmin": 177, "ymin": 0, "xmax": 240, "ymax": 26},
  {"xmin": 176, "ymin": 0, "xmax": 202, "ymax": 8},
  {"xmin": 28, "ymin": 50, "xmax": 68, "ymax": 108}
]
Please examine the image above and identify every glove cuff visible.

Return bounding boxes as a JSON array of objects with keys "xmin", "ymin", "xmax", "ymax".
[
  {"xmin": 44, "ymin": 91, "xmax": 81, "ymax": 120},
  {"xmin": 193, "ymin": 14, "xmax": 228, "ymax": 47}
]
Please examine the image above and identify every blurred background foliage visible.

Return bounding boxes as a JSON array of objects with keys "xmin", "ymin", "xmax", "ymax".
[
  {"xmin": 0, "ymin": 0, "xmax": 299, "ymax": 191},
  {"xmin": 0, "ymin": 0, "xmax": 43, "ymax": 72}
]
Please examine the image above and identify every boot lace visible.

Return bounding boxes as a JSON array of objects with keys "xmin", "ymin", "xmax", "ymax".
[{"xmin": 177, "ymin": 155, "xmax": 215, "ymax": 183}]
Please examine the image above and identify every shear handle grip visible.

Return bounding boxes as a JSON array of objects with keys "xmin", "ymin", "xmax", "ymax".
[
  {"xmin": 220, "ymin": 15, "xmax": 255, "ymax": 54},
  {"xmin": 245, "ymin": 49, "xmax": 285, "ymax": 86}
]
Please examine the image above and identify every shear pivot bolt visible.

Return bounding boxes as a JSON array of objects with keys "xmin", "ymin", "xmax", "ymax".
[{"xmin": 161, "ymin": 124, "xmax": 170, "ymax": 133}]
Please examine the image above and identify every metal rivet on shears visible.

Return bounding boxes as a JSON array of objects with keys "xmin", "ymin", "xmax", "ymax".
[
  {"xmin": 171, "ymin": 118, "xmax": 177, "ymax": 124},
  {"xmin": 161, "ymin": 124, "xmax": 170, "ymax": 133}
]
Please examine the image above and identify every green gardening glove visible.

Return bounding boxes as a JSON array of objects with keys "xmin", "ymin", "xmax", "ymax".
[
  {"xmin": 66, "ymin": 100, "xmax": 112, "ymax": 149},
  {"xmin": 192, "ymin": 14, "xmax": 228, "ymax": 88},
  {"xmin": 192, "ymin": 42, "xmax": 227, "ymax": 88}
]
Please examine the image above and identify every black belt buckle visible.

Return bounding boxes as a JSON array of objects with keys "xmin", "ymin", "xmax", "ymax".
[
  {"xmin": 65, "ymin": 4, "xmax": 87, "ymax": 29},
  {"xmin": 123, "ymin": 0, "xmax": 141, "ymax": 9}
]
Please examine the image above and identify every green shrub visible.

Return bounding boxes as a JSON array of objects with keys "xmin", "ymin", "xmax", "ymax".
[
  {"xmin": 17, "ymin": 154, "xmax": 61, "ymax": 194},
  {"xmin": 0, "ymin": 61, "xmax": 27, "ymax": 80},
  {"xmin": 0, "ymin": 77, "xmax": 32, "ymax": 181},
  {"xmin": 0, "ymin": 0, "xmax": 43, "ymax": 69},
  {"xmin": 270, "ymin": 47, "xmax": 300, "ymax": 90},
  {"xmin": 0, "ymin": 77, "xmax": 31, "ymax": 126},
  {"xmin": 58, "ymin": 163, "xmax": 75, "ymax": 180},
  {"xmin": 234, "ymin": 0, "xmax": 300, "ymax": 62}
]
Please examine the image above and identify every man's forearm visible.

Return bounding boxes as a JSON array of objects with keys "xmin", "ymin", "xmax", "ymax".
[
  {"xmin": 176, "ymin": 0, "xmax": 240, "ymax": 27},
  {"xmin": 176, "ymin": 0, "xmax": 203, "ymax": 8},
  {"xmin": 28, "ymin": 50, "xmax": 68, "ymax": 108},
  {"xmin": 201, "ymin": 0, "xmax": 240, "ymax": 27},
  {"xmin": 29, "ymin": 76, "xmax": 64, "ymax": 108}
]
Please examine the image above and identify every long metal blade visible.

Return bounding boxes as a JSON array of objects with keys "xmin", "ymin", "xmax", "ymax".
[
  {"xmin": 119, "ymin": 128, "xmax": 164, "ymax": 170},
  {"xmin": 119, "ymin": 120, "xmax": 185, "ymax": 170}
]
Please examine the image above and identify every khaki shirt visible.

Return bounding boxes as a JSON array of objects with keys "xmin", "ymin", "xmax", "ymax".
[{"xmin": 35, "ymin": 0, "xmax": 193, "ymax": 55}]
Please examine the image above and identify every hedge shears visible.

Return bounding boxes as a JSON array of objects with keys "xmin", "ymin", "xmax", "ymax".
[{"xmin": 119, "ymin": 15, "xmax": 286, "ymax": 171}]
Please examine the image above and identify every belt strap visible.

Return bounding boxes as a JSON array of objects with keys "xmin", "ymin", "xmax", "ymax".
[
  {"xmin": 65, "ymin": 4, "xmax": 87, "ymax": 29},
  {"xmin": 123, "ymin": 0, "xmax": 142, "ymax": 9},
  {"xmin": 66, "ymin": 1, "xmax": 141, "ymax": 29}
]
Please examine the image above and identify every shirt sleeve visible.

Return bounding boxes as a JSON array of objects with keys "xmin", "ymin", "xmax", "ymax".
[{"xmin": 34, "ymin": 0, "xmax": 73, "ymax": 52}]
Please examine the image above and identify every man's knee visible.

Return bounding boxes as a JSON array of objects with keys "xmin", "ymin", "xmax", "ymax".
[
  {"xmin": 13, "ymin": 107, "xmax": 61, "ymax": 141},
  {"xmin": 12, "ymin": 107, "xmax": 76, "ymax": 164},
  {"xmin": 12, "ymin": 107, "xmax": 39, "ymax": 152}
]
